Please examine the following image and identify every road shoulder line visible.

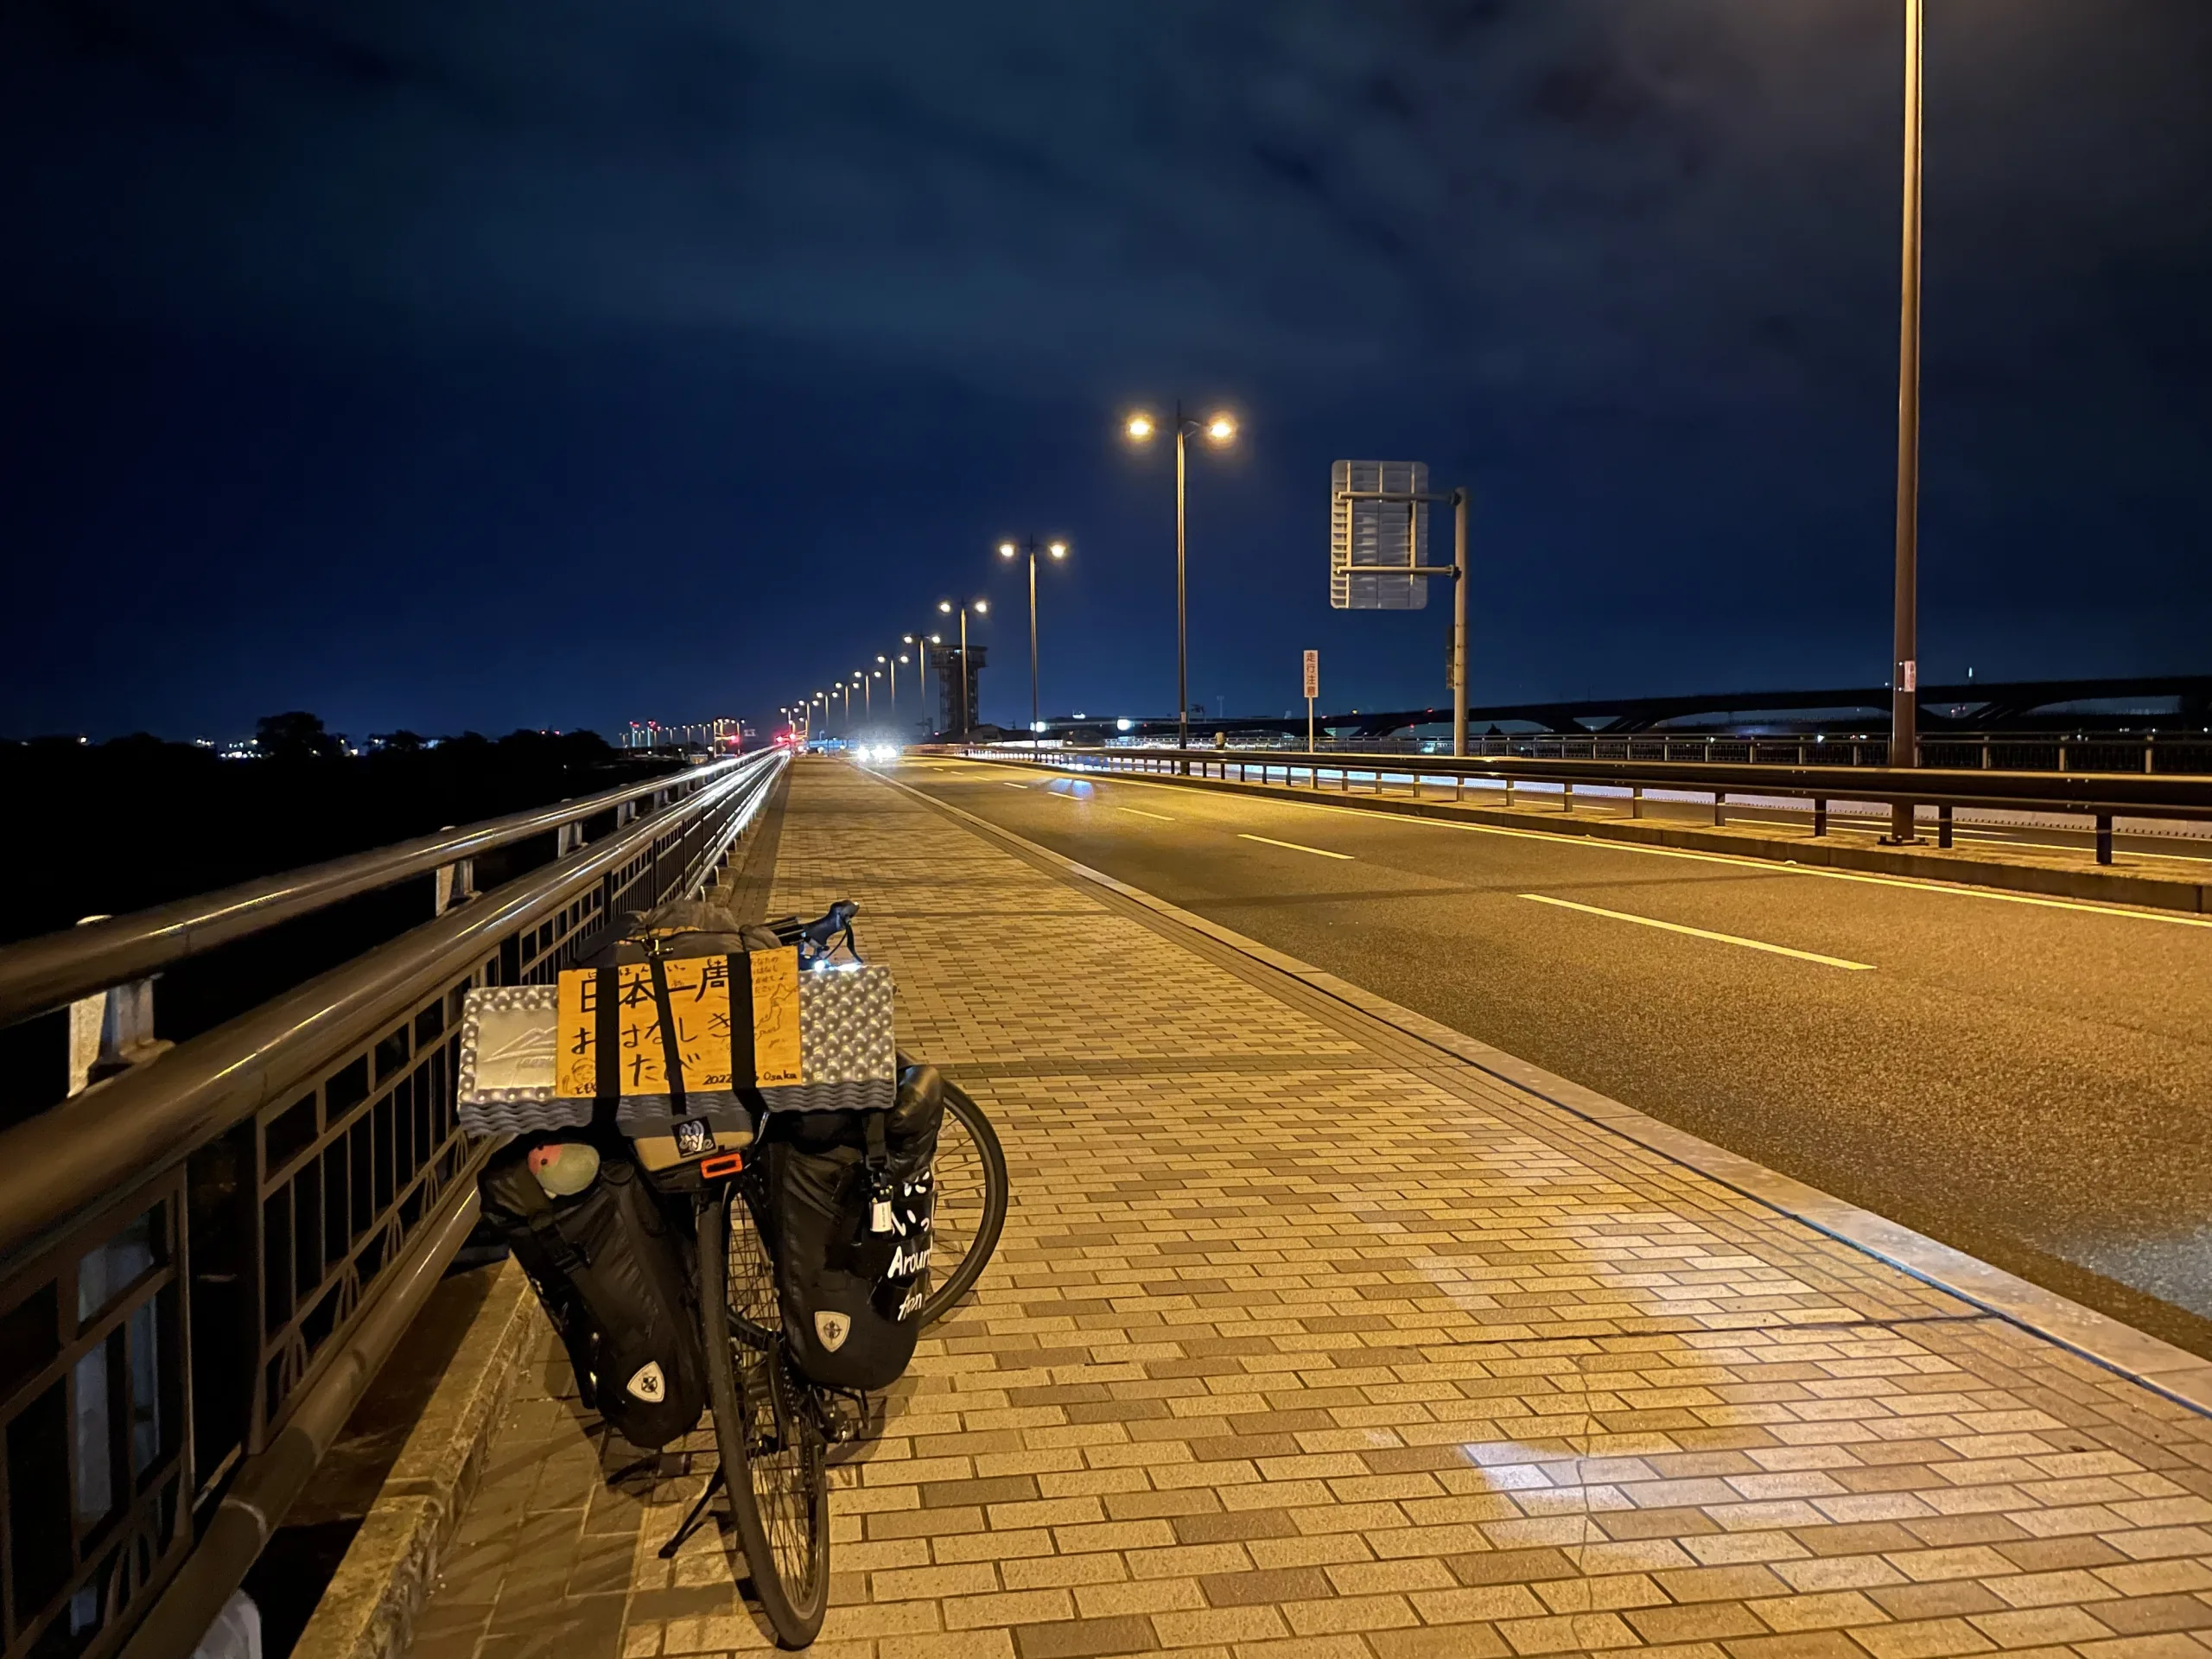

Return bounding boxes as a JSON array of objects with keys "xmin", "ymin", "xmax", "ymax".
[
  {"xmin": 977, "ymin": 754, "xmax": 2212, "ymax": 918},
  {"xmin": 883, "ymin": 766, "xmax": 2212, "ymax": 1420}
]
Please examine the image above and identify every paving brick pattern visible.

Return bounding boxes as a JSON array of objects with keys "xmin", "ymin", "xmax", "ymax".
[{"xmin": 405, "ymin": 760, "xmax": 2212, "ymax": 1659}]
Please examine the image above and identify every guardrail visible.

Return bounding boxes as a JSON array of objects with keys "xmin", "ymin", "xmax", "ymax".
[
  {"xmin": 976, "ymin": 744, "xmax": 2212, "ymax": 865},
  {"xmin": 1300, "ymin": 728, "xmax": 2211, "ymax": 776},
  {"xmin": 0, "ymin": 747, "xmax": 786, "ymax": 1659}
]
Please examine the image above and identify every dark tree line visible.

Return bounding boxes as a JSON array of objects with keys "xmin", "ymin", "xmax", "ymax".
[{"xmin": 0, "ymin": 717, "xmax": 680, "ymax": 945}]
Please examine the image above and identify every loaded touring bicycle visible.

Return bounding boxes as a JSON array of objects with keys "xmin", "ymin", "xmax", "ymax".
[{"xmin": 459, "ymin": 900, "xmax": 1007, "ymax": 1646}]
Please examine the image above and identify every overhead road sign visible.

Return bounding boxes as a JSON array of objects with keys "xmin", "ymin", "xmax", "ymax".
[
  {"xmin": 1330, "ymin": 461, "xmax": 1432, "ymax": 611},
  {"xmin": 1330, "ymin": 461, "xmax": 1471, "ymax": 755}
]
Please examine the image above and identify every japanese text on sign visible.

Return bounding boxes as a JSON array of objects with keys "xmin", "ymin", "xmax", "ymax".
[{"xmin": 556, "ymin": 960, "xmax": 735, "ymax": 1096}]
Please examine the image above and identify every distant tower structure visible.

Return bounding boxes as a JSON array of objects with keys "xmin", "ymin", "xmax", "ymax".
[{"xmin": 936, "ymin": 644, "xmax": 988, "ymax": 735}]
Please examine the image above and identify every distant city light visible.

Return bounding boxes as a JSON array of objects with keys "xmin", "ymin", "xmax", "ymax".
[{"xmin": 1116, "ymin": 718, "xmax": 1134, "ymax": 733}]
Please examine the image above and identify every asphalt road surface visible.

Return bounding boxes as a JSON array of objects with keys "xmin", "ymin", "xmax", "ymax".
[{"xmin": 890, "ymin": 755, "xmax": 2212, "ymax": 1359}]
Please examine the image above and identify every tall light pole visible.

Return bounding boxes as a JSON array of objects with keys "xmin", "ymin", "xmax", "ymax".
[
  {"xmin": 938, "ymin": 598, "xmax": 989, "ymax": 740},
  {"xmin": 1126, "ymin": 404, "xmax": 1236, "ymax": 750},
  {"xmin": 1887, "ymin": 0, "xmax": 1926, "ymax": 843},
  {"xmin": 907, "ymin": 631, "xmax": 943, "ymax": 734},
  {"xmin": 999, "ymin": 536, "xmax": 1069, "ymax": 763}
]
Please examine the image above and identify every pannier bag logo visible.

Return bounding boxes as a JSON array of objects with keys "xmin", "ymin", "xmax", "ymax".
[
  {"xmin": 673, "ymin": 1118, "xmax": 715, "ymax": 1158},
  {"xmin": 813, "ymin": 1311, "xmax": 852, "ymax": 1352},
  {"xmin": 626, "ymin": 1361, "xmax": 667, "ymax": 1402},
  {"xmin": 888, "ymin": 1237, "xmax": 931, "ymax": 1279}
]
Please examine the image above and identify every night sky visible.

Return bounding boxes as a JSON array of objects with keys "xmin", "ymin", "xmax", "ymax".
[{"xmin": 4, "ymin": 0, "xmax": 2209, "ymax": 741}]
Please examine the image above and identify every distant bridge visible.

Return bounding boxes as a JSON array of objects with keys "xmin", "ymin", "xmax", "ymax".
[{"xmin": 1019, "ymin": 672, "xmax": 2212, "ymax": 744}]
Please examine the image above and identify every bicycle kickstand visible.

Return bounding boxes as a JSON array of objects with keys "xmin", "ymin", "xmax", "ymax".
[{"xmin": 658, "ymin": 1463, "xmax": 728, "ymax": 1559}]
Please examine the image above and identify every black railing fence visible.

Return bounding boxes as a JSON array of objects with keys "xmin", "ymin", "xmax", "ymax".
[{"xmin": 0, "ymin": 749, "xmax": 785, "ymax": 1659}]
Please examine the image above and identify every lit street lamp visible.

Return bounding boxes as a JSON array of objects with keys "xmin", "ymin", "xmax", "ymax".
[
  {"xmin": 1887, "ymin": 0, "xmax": 1926, "ymax": 843},
  {"xmin": 999, "ymin": 536, "xmax": 1069, "ymax": 764},
  {"xmin": 906, "ymin": 632, "xmax": 943, "ymax": 734},
  {"xmin": 1126, "ymin": 403, "xmax": 1236, "ymax": 750},
  {"xmin": 937, "ymin": 598, "xmax": 989, "ymax": 739}
]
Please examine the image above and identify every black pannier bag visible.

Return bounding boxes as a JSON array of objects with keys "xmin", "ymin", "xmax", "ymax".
[
  {"xmin": 773, "ymin": 1065, "xmax": 944, "ymax": 1390},
  {"xmin": 479, "ymin": 1136, "xmax": 709, "ymax": 1448}
]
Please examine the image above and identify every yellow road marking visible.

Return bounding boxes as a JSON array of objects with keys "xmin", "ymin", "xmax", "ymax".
[
  {"xmin": 1238, "ymin": 833, "xmax": 1352, "ymax": 861},
  {"xmin": 1520, "ymin": 894, "xmax": 1876, "ymax": 970}
]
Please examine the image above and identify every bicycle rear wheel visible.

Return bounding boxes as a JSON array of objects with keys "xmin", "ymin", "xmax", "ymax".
[
  {"xmin": 918, "ymin": 1084, "xmax": 1008, "ymax": 1326},
  {"xmin": 698, "ymin": 1183, "xmax": 829, "ymax": 1648}
]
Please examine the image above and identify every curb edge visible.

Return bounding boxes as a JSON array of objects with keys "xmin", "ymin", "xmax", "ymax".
[
  {"xmin": 292, "ymin": 1257, "xmax": 539, "ymax": 1659},
  {"xmin": 879, "ymin": 763, "xmax": 2212, "ymax": 1421}
]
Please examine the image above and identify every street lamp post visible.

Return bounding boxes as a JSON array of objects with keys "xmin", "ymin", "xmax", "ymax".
[
  {"xmin": 913, "ymin": 632, "xmax": 943, "ymax": 735},
  {"xmin": 937, "ymin": 599, "xmax": 989, "ymax": 741},
  {"xmin": 1126, "ymin": 404, "xmax": 1236, "ymax": 752},
  {"xmin": 1887, "ymin": 0, "xmax": 1926, "ymax": 843},
  {"xmin": 998, "ymin": 536, "xmax": 1068, "ymax": 764}
]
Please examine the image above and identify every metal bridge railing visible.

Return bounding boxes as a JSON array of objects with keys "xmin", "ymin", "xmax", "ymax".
[
  {"xmin": 0, "ymin": 747, "xmax": 786, "ymax": 1659},
  {"xmin": 968, "ymin": 745, "xmax": 2212, "ymax": 866},
  {"xmin": 1109, "ymin": 728, "xmax": 2211, "ymax": 776},
  {"xmin": 1326, "ymin": 728, "xmax": 2211, "ymax": 776}
]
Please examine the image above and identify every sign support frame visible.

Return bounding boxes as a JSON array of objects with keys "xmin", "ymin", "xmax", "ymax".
[{"xmin": 1332, "ymin": 484, "xmax": 1470, "ymax": 756}]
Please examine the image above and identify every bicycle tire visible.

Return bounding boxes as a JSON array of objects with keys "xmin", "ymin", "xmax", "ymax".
[
  {"xmin": 918, "ymin": 1085, "xmax": 1008, "ymax": 1326},
  {"xmin": 697, "ymin": 1186, "xmax": 830, "ymax": 1648}
]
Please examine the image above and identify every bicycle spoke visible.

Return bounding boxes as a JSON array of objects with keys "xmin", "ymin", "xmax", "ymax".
[
  {"xmin": 712, "ymin": 1180, "xmax": 828, "ymax": 1628},
  {"xmin": 931, "ymin": 1116, "xmax": 984, "ymax": 1286}
]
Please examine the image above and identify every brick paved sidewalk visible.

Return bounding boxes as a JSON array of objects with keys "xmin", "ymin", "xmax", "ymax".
[{"xmin": 405, "ymin": 759, "xmax": 2212, "ymax": 1659}]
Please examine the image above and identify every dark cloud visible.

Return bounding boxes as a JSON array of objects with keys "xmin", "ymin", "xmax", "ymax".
[{"xmin": 3, "ymin": 1, "xmax": 2209, "ymax": 738}]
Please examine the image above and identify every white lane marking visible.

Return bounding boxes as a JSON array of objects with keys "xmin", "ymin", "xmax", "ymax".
[
  {"xmin": 1519, "ymin": 893, "xmax": 1877, "ymax": 970},
  {"xmin": 1238, "ymin": 832, "xmax": 1353, "ymax": 861},
  {"xmin": 1001, "ymin": 781, "xmax": 1029, "ymax": 789},
  {"xmin": 1032, "ymin": 771, "xmax": 2212, "ymax": 929},
  {"xmin": 1117, "ymin": 807, "xmax": 1175, "ymax": 822}
]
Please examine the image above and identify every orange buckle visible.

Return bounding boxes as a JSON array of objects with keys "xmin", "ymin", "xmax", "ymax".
[{"xmin": 699, "ymin": 1149, "xmax": 747, "ymax": 1179}]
